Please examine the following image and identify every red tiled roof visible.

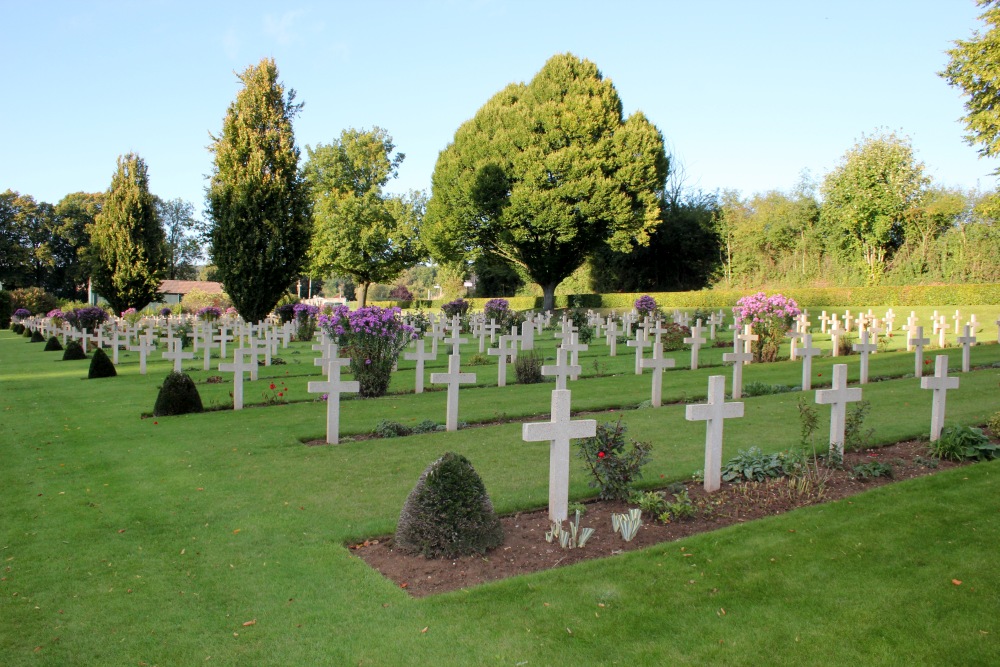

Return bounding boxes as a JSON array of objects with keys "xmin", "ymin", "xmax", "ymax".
[{"xmin": 159, "ymin": 280, "xmax": 224, "ymax": 295}]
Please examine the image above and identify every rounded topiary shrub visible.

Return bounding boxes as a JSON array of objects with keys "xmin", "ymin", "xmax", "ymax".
[
  {"xmin": 394, "ymin": 452, "xmax": 504, "ymax": 559},
  {"xmin": 62, "ymin": 340, "xmax": 87, "ymax": 361},
  {"xmin": 30, "ymin": 330, "xmax": 45, "ymax": 343},
  {"xmin": 88, "ymin": 347, "xmax": 117, "ymax": 379},
  {"xmin": 44, "ymin": 336, "xmax": 63, "ymax": 351},
  {"xmin": 153, "ymin": 372, "xmax": 204, "ymax": 417},
  {"xmin": 11, "ymin": 323, "xmax": 24, "ymax": 334}
]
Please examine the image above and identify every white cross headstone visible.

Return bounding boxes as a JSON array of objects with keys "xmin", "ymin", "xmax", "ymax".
[
  {"xmin": 605, "ymin": 320, "xmax": 619, "ymax": 357},
  {"xmin": 819, "ymin": 311, "xmax": 830, "ymax": 334},
  {"xmin": 814, "ymin": 364, "xmax": 863, "ymax": 458},
  {"xmin": 403, "ymin": 338, "xmax": 436, "ymax": 394},
  {"xmin": 109, "ymin": 328, "xmax": 127, "ymax": 366},
  {"xmin": 685, "ymin": 376, "xmax": 744, "ymax": 493},
  {"xmin": 829, "ymin": 325, "xmax": 845, "ymax": 358},
  {"xmin": 787, "ymin": 329, "xmax": 803, "ymax": 361},
  {"xmin": 219, "ymin": 349, "xmax": 256, "ymax": 410},
  {"xmin": 522, "ymin": 389, "xmax": 597, "ymax": 523},
  {"xmin": 429, "ymin": 354, "xmax": 476, "ymax": 431},
  {"xmin": 487, "ymin": 336, "xmax": 517, "ymax": 388},
  {"xmin": 201, "ymin": 326, "xmax": 218, "ymax": 371},
  {"xmin": 307, "ymin": 357, "xmax": 359, "ymax": 445},
  {"xmin": 444, "ymin": 326, "xmax": 468, "ymax": 357},
  {"xmin": 640, "ymin": 341, "xmax": 676, "ymax": 407},
  {"xmin": 852, "ymin": 329, "xmax": 878, "ymax": 385},
  {"xmin": 921, "ymin": 355, "xmax": 959, "ymax": 442},
  {"xmin": 938, "ymin": 315, "xmax": 948, "ymax": 349},
  {"xmin": 542, "ymin": 347, "xmax": 581, "ymax": 391},
  {"xmin": 722, "ymin": 341, "xmax": 753, "ymax": 400},
  {"xmin": 214, "ymin": 325, "xmax": 232, "ymax": 360},
  {"xmin": 627, "ymin": 328, "xmax": 650, "ymax": 375},
  {"xmin": 162, "ymin": 337, "xmax": 194, "ymax": 373},
  {"xmin": 560, "ymin": 332, "xmax": 588, "ymax": 381},
  {"xmin": 128, "ymin": 332, "xmax": 157, "ymax": 375},
  {"xmin": 684, "ymin": 321, "xmax": 707, "ymax": 370},
  {"xmin": 957, "ymin": 324, "xmax": 976, "ymax": 373},
  {"xmin": 909, "ymin": 326, "xmax": 930, "ymax": 378},
  {"xmin": 738, "ymin": 323, "xmax": 759, "ymax": 362},
  {"xmin": 798, "ymin": 334, "xmax": 821, "ymax": 391}
]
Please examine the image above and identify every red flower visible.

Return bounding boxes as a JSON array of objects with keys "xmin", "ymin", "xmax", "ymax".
[
  {"xmin": 269, "ymin": 383, "xmax": 276, "ymax": 390},
  {"xmin": 598, "ymin": 451, "xmax": 606, "ymax": 459},
  {"xmin": 278, "ymin": 392, "xmax": 284, "ymax": 397},
  {"xmin": 924, "ymin": 359, "xmax": 931, "ymax": 365}
]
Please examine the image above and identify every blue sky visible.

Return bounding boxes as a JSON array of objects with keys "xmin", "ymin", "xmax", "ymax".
[{"xmin": 3, "ymin": 0, "xmax": 996, "ymax": 215}]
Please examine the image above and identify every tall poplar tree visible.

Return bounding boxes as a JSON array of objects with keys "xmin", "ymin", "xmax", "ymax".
[
  {"xmin": 90, "ymin": 153, "xmax": 165, "ymax": 313},
  {"xmin": 206, "ymin": 58, "xmax": 311, "ymax": 323}
]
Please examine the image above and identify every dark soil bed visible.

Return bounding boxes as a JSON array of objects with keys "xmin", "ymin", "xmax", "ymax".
[{"xmin": 351, "ymin": 440, "xmax": 975, "ymax": 597}]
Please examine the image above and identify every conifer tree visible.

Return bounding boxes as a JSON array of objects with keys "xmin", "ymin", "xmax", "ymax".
[
  {"xmin": 90, "ymin": 153, "xmax": 164, "ymax": 313},
  {"xmin": 206, "ymin": 58, "xmax": 311, "ymax": 323}
]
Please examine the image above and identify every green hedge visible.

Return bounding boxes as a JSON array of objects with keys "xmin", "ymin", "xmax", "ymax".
[
  {"xmin": 0, "ymin": 290, "xmax": 11, "ymax": 328},
  {"xmin": 370, "ymin": 283, "xmax": 1000, "ymax": 313}
]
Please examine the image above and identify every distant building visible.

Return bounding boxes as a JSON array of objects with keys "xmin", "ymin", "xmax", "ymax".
[{"xmin": 157, "ymin": 280, "xmax": 225, "ymax": 305}]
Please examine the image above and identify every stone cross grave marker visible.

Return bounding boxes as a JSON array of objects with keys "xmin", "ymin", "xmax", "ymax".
[
  {"xmin": 909, "ymin": 326, "xmax": 930, "ymax": 378},
  {"xmin": 110, "ymin": 328, "xmax": 127, "ymax": 366},
  {"xmin": 684, "ymin": 320, "xmax": 707, "ymax": 370},
  {"xmin": 937, "ymin": 315, "xmax": 948, "ymax": 349},
  {"xmin": 162, "ymin": 337, "xmax": 194, "ymax": 373},
  {"xmin": 953, "ymin": 309, "xmax": 962, "ymax": 336},
  {"xmin": 819, "ymin": 310, "xmax": 830, "ymax": 334},
  {"xmin": 404, "ymin": 338, "xmax": 436, "ymax": 394},
  {"xmin": 214, "ymin": 325, "xmax": 232, "ymax": 360},
  {"xmin": 483, "ymin": 318, "xmax": 500, "ymax": 345},
  {"xmin": 627, "ymin": 327, "xmax": 650, "ymax": 375},
  {"xmin": 605, "ymin": 319, "xmax": 619, "ymax": 357},
  {"xmin": 814, "ymin": 364, "xmax": 863, "ymax": 459},
  {"xmin": 542, "ymin": 347, "xmax": 580, "ymax": 391},
  {"xmin": 640, "ymin": 341, "xmax": 676, "ymax": 407},
  {"xmin": 722, "ymin": 339, "xmax": 753, "ymax": 400},
  {"xmin": 686, "ymin": 375, "xmax": 744, "ymax": 493},
  {"xmin": 921, "ymin": 355, "xmax": 959, "ymax": 442},
  {"xmin": 444, "ymin": 326, "xmax": 468, "ymax": 357},
  {"xmin": 561, "ymin": 332, "xmax": 588, "ymax": 381},
  {"xmin": 312, "ymin": 341, "xmax": 341, "ymax": 370},
  {"xmin": 307, "ymin": 357, "xmax": 359, "ymax": 445},
  {"xmin": 430, "ymin": 354, "xmax": 476, "ymax": 431},
  {"xmin": 829, "ymin": 323, "xmax": 846, "ymax": 358},
  {"xmin": 852, "ymin": 329, "xmax": 878, "ymax": 385},
  {"xmin": 738, "ymin": 323, "xmax": 759, "ymax": 363},
  {"xmin": 219, "ymin": 348, "xmax": 256, "ymax": 410},
  {"xmin": 844, "ymin": 310, "xmax": 854, "ymax": 333},
  {"xmin": 488, "ymin": 335, "xmax": 518, "ymax": 387},
  {"xmin": 522, "ymin": 389, "xmax": 597, "ymax": 523},
  {"xmin": 798, "ymin": 334, "xmax": 822, "ymax": 391},
  {"xmin": 957, "ymin": 324, "xmax": 976, "ymax": 373},
  {"xmin": 707, "ymin": 311, "xmax": 723, "ymax": 340},
  {"xmin": 474, "ymin": 320, "xmax": 487, "ymax": 353},
  {"xmin": 128, "ymin": 331, "xmax": 157, "ymax": 375}
]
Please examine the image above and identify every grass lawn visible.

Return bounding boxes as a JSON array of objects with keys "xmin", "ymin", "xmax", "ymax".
[{"xmin": 2, "ymin": 312, "xmax": 1000, "ymax": 665}]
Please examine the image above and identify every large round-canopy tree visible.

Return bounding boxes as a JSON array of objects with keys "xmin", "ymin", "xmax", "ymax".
[
  {"xmin": 90, "ymin": 153, "xmax": 165, "ymax": 314},
  {"xmin": 206, "ymin": 58, "xmax": 311, "ymax": 323},
  {"xmin": 422, "ymin": 53, "xmax": 669, "ymax": 310}
]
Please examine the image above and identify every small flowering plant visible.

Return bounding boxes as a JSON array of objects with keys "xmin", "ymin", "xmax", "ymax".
[
  {"xmin": 482, "ymin": 298, "xmax": 521, "ymax": 332},
  {"xmin": 275, "ymin": 303, "xmax": 296, "ymax": 323},
  {"xmin": 197, "ymin": 305, "xmax": 222, "ymax": 322},
  {"xmin": 46, "ymin": 308, "xmax": 65, "ymax": 326},
  {"xmin": 733, "ymin": 292, "xmax": 801, "ymax": 363},
  {"xmin": 121, "ymin": 307, "xmax": 143, "ymax": 326},
  {"xmin": 292, "ymin": 303, "xmax": 319, "ymax": 342},
  {"xmin": 319, "ymin": 305, "xmax": 415, "ymax": 397},
  {"xmin": 13, "ymin": 308, "xmax": 31, "ymax": 320},
  {"xmin": 441, "ymin": 298, "xmax": 470, "ymax": 318},
  {"xmin": 65, "ymin": 306, "xmax": 109, "ymax": 332},
  {"xmin": 159, "ymin": 306, "xmax": 173, "ymax": 317},
  {"xmin": 634, "ymin": 295, "xmax": 658, "ymax": 319},
  {"xmin": 576, "ymin": 418, "xmax": 653, "ymax": 501},
  {"xmin": 262, "ymin": 380, "xmax": 288, "ymax": 405}
]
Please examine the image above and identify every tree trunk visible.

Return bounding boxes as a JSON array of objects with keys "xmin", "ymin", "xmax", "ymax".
[
  {"xmin": 358, "ymin": 281, "xmax": 370, "ymax": 308},
  {"xmin": 541, "ymin": 282, "xmax": 557, "ymax": 312}
]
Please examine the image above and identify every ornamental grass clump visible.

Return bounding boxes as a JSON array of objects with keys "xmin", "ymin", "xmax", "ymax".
[
  {"xmin": 153, "ymin": 372, "xmax": 204, "ymax": 416},
  {"xmin": 577, "ymin": 418, "xmax": 652, "ymax": 501},
  {"xmin": 88, "ymin": 347, "xmax": 117, "ymax": 379},
  {"xmin": 733, "ymin": 292, "xmax": 801, "ymax": 363},
  {"xmin": 394, "ymin": 452, "xmax": 504, "ymax": 559},
  {"xmin": 319, "ymin": 305, "xmax": 414, "ymax": 397}
]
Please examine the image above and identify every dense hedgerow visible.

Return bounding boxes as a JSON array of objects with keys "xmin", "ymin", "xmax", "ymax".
[{"xmin": 394, "ymin": 452, "xmax": 504, "ymax": 558}]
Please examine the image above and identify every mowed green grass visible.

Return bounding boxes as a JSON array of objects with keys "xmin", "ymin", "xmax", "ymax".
[{"xmin": 2, "ymin": 312, "xmax": 1000, "ymax": 666}]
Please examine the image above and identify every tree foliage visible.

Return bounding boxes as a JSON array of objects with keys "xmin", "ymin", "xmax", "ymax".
[
  {"xmin": 206, "ymin": 58, "xmax": 311, "ymax": 323},
  {"xmin": 820, "ymin": 131, "xmax": 928, "ymax": 284},
  {"xmin": 156, "ymin": 197, "xmax": 203, "ymax": 280},
  {"xmin": 423, "ymin": 53, "xmax": 668, "ymax": 310},
  {"xmin": 941, "ymin": 1, "xmax": 1000, "ymax": 172},
  {"xmin": 89, "ymin": 153, "xmax": 165, "ymax": 313},
  {"xmin": 53, "ymin": 192, "xmax": 103, "ymax": 299},
  {"xmin": 304, "ymin": 127, "xmax": 425, "ymax": 307}
]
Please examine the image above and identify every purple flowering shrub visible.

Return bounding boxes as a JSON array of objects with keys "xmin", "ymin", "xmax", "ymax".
[
  {"xmin": 159, "ymin": 306, "xmax": 173, "ymax": 317},
  {"xmin": 274, "ymin": 303, "xmax": 296, "ymax": 323},
  {"xmin": 634, "ymin": 295, "xmax": 658, "ymax": 318},
  {"xmin": 13, "ymin": 308, "xmax": 31, "ymax": 319},
  {"xmin": 482, "ymin": 298, "xmax": 521, "ymax": 332},
  {"xmin": 442, "ymin": 298, "xmax": 470, "ymax": 318},
  {"xmin": 293, "ymin": 303, "xmax": 319, "ymax": 341},
  {"xmin": 65, "ymin": 306, "xmax": 109, "ymax": 332},
  {"xmin": 319, "ymin": 305, "xmax": 415, "ymax": 397},
  {"xmin": 732, "ymin": 292, "xmax": 801, "ymax": 362},
  {"xmin": 197, "ymin": 306, "xmax": 223, "ymax": 321},
  {"xmin": 389, "ymin": 284, "xmax": 414, "ymax": 302}
]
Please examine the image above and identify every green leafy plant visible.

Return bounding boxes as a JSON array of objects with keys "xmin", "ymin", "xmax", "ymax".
[
  {"xmin": 394, "ymin": 452, "xmax": 504, "ymax": 558},
  {"xmin": 798, "ymin": 396, "xmax": 819, "ymax": 448},
  {"xmin": 611, "ymin": 508, "xmax": 642, "ymax": 541},
  {"xmin": 373, "ymin": 419, "xmax": 412, "ymax": 438},
  {"xmin": 851, "ymin": 461, "xmax": 893, "ymax": 480},
  {"xmin": 722, "ymin": 447, "xmax": 785, "ymax": 482},
  {"xmin": 153, "ymin": 372, "xmax": 204, "ymax": 417},
  {"xmin": 844, "ymin": 400, "xmax": 875, "ymax": 451},
  {"xmin": 743, "ymin": 381, "xmax": 794, "ymax": 397},
  {"xmin": 466, "ymin": 353, "xmax": 491, "ymax": 366},
  {"xmin": 629, "ymin": 490, "xmax": 668, "ymax": 517},
  {"xmin": 929, "ymin": 425, "xmax": 999, "ymax": 462},
  {"xmin": 660, "ymin": 489, "xmax": 696, "ymax": 522},
  {"xmin": 577, "ymin": 419, "xmax": 653, "ymax": 501},
  {"xmin": 87, "ymin": 347, "xmax": 117, "ymax": 379},
  {"xmin": 545, "ymin": 510, "xmax": 594, "ymax": 549},
  {"xmin": 412, "ymin": 419, "xmax": 442, "ymax": 434},
  {"xmin": 987, "ymin": 410, "xmax": 1000, "ymax": 435},
  {"xmin": 514, "ymin": 349, "xmax": 544, "ymax": 384}
]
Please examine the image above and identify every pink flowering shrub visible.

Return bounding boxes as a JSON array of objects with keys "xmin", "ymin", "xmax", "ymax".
[
  {"xmin": 319, "ymin": 305, "xmax": 415, "ymax": 397},
  {"xmin": 732, "ymin": 292, "xmax": 801, "ymax": 362}
]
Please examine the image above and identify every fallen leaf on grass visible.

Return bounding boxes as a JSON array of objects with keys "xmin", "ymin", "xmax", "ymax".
[
  {"xmin": 952, "ymin": 579, "xmax": 962, "ymax": 586},
  {"xmin": 242, "ymin": 619, "xmax": 256, "ymax": 627},
  {"xmin": 420, "ymin": 627, "xmax": 428, "ymax": 634}
]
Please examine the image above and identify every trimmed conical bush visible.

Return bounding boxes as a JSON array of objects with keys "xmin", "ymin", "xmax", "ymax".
[
  {"xmin": 394, "ymin": 452, "xmax": 504, "ymax": 558},
  {"xmin": 88, "ymin": 347, "xmax": 117, "ymax": 378},
  {"xmin": 153, "ymin": 372, "xmax": 204, "ymax": 417},
  {"xmin": 30, "ymin": 330, "xmax": 45, "ymax": 343},
  {"xmin": 44, "ymin": 336, "xmax": 63, "ymax": 351},
  {"xmin": 62, "ymin": 340, "xmax": 87, "ymax": 361}
]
